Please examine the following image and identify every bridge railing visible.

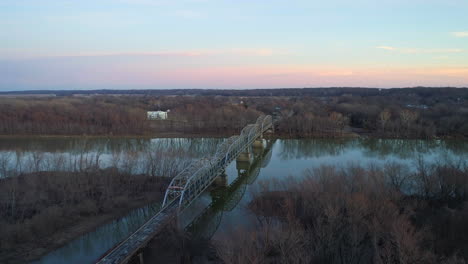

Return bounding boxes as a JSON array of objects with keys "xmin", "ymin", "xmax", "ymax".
[
  {"xmin": 162, "ymin": 115, "xmax": 273, "ymax": 211},
  {"xmin": 97, "ymin": 116, "xmax": 273, "ymax": 264}
]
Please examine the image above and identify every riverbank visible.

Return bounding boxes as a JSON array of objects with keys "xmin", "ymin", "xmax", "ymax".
[
  {"xmin": 0, "ymin": 131, "xmax": 457, "ymax": 140},
  {"xmin": 0, "ymin": 128, "xmax": 465, "ymax": 140},
  {"xmin": 0, "ymin": 170, "xmax": 170, "ymax": 264},
  {"xmin": 3, "ymin": 198, "xmax": 162, "ymax": 264}
]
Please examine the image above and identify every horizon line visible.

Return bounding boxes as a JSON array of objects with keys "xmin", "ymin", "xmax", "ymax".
[{"xmin": 2, "ymin": 86, "xmax": 468, "ymax": 94}]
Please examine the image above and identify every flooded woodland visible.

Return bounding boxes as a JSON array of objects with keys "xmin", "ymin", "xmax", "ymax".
[{"xmin": 1, "ymin": 137, "xmax": 468, "ymax": 263}]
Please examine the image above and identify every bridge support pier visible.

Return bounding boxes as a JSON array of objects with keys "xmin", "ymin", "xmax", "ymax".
[
  {"xmin": 236, "ymin": 150, "xmax": 251, "ymax": 175},
  {"xmin": 252, "ymin": 139, "xmax": 264, "ymax": 157},
  {"xmin": 236, "ymin": 151, "xmax": 251, "ymax": 162},
  {"xmin": 264, "ymin": 127, "xmax": 274, "ymax": 136},
  {"xmin": 252, "ymin": 138, "xmax": 264, "ymax": 149},
  {"xmin": 213, "ymin": 173, "xmax": 228, "ymax": 187},
  {"xmin": 138, "ymin": 252, "xmax": 144, "ymax": 264}
]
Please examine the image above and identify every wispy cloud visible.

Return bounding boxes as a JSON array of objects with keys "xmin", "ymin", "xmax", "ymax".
[
  {"xmin": 434, "ymin": 55, "xmax": 449, "ymax": 60},
  {"xmin": 376, "ymin": 46, "xmax": 464, "ymax": 54},
  {"xmin": 118, "ymin": 0, "xmax": 208, "ymax": 6},
  {"xmin": 118, "ymin": 0, "xmax": 170, "ymax": 6},
  {"xmin": 36, "ymin": 51, "xmax": 203, "ymax": 58},
  {"xmin": 452, "ymin": 31, "xmax": 468, "ymax": 38},
  {"xmin": 174, "ymin": 10, "xmax": 203, "ymax": 19},
  {"xmin": 21, "ymin": 48, "xmax": 287, "ymax": 59},
  {"xmin": 318, "ymin": 70, "xmax": 354, "ymax": 76},
  {"xmin": 430, "ymin": 68, "xmax": 468, "ymax": 76},
  {"xmin": 376, "ymin": 46, "xmax": 396, "ymax": 51},
  {"xmin": 4, "ymin": 63, "xmax": 467, "ymax": 89}
]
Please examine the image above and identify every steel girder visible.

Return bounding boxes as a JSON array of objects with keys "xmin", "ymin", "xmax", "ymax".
[
  {"xmin": 185, "ymin": 138, "xmax": 276, "ymax": 240},
  {"xmin": 161, "ymin": 115, "xmax": 273, "ymax": 211}
]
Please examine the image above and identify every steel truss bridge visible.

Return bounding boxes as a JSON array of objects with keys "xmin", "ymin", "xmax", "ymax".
[
  {"xmin": 184, "ymin": 138, "xmax": 275, "ymax": 240},
  {"xmin": 97, "ymin": 115, "xmax": 273, "ymax": 264},
  {"xmin": 162, "ymin": 115, "xmax": 273, "ymax": 211}
]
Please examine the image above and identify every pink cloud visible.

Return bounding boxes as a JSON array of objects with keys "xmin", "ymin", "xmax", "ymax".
[
  {"xmin": 452, "ymin": 32, "xmax": 468, "ymax": 38},
  {"xmin": 20, "ymin": 48, "xmax": 285, "ymax": 59},
  {"xmin": 2, "ymin": 55, "xmax": 468, "ymax": 89},
  {"xmin": 376, "ymin": 46, "xmax": 464, "ymax": 54},
  {"xmin": 100, "ymin": 65, "xmax": 468, "ymax": 88}
]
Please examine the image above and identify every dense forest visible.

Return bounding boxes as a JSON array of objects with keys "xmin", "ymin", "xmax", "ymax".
[{"xmin": 1, "ymin": 88, "xmax": 467, "ymax": 138}]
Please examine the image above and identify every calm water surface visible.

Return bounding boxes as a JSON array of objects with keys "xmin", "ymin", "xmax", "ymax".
[{"xmin": 3, "ymin": 137, "xmax": 465, "ymax": 263}]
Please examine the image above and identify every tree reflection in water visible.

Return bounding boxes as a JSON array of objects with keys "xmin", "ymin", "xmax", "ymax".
[
  {"xmin": 277, "ymin": 138, "xmax": 468, "ymax": 163},
  {"xmin": 32, "ymin": 204, "xmax": 160, "ymax": 264}
]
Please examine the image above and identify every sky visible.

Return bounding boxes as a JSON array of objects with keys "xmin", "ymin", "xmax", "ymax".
[{"xmin": 1, "ymin": 0, "xmax": 468, "ymax": 90}]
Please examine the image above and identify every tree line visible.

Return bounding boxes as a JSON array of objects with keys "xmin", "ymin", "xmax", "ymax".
[
  {"xmin": 1, "ymin": 87, "xmax": 467, "ymax": 98},
  {"xmin": 0, "ymin": 88, "xmax": 467, "ymax": 138}
]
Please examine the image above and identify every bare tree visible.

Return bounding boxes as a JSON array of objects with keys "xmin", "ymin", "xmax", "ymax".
[
  {"xmin": 383, "ymin": 161, "xmax": 410, "ymax": 192},
  {"xmin": 379, "ymin": 109, "xmax": 391, "ymax": 133},
  {"xmin": 0, "ymin": 152, "xmax": 12, "ymax": 178}
]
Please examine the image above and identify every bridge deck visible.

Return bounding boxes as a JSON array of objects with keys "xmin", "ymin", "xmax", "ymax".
[
  {"xmin": 96, "ymin": 201, "xmax": 178, "ymax": 264},
  {"xmin": 95, "ymin": 115, "xmax": 273, "ymax": 264}
]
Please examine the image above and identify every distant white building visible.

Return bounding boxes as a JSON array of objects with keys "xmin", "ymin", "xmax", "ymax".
[{"xmin": 147, "ymin": 110, "xmax": 170, "ymax": 120}]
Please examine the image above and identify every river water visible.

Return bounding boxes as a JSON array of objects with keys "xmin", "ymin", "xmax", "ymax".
[{"xmin": 1, "ymin": 137, "xmax": 466, "ymax": 263}]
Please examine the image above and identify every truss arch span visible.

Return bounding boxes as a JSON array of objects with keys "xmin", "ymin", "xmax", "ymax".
[{"xmin": 162, "ymin": 115, "xmax": 273, "ymax": 211}]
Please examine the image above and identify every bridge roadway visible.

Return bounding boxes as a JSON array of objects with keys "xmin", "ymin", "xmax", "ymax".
[
  {"xmin": 96, "ymin": 115, "xmax": 273, "ymax": 264},
  {"xmin": 184, "ymin": 139, "xmax": 275, "ymax": 240}
]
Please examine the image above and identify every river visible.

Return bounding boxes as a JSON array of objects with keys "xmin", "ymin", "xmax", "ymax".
[{"xmin": 1, "ymin": 137, "xmax": 467, "ymax": 263}]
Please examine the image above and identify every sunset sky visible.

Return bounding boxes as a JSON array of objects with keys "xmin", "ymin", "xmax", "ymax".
[{"xmin": 1, "ymin": 0, "xmax": 467, "ymax": 90}]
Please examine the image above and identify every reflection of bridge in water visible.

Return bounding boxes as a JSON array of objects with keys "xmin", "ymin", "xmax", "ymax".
[
  {"xmin": 182, "ymin": 138, "xmax": 275, "ymax": 240},
  {"xmin": 97, "ymin": 115, "xmax": 274, "ymax": 264}
]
